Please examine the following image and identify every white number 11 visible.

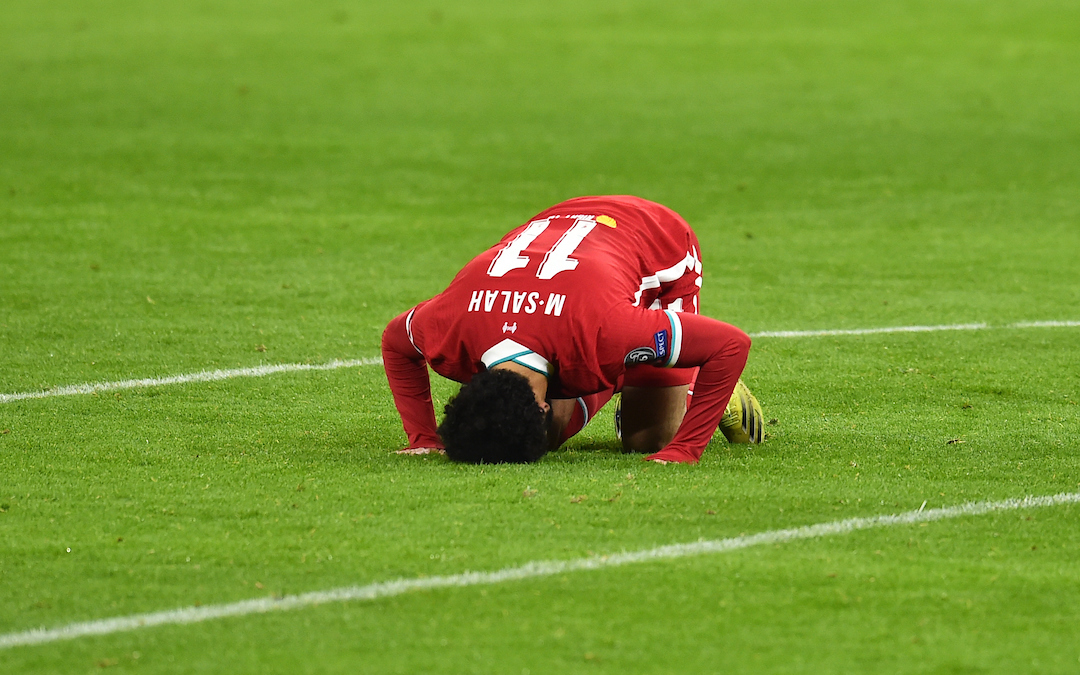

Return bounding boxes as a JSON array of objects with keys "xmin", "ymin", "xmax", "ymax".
[{"xmin": 486, "ymin": 217, "xmax": 597, "ymax": 280}]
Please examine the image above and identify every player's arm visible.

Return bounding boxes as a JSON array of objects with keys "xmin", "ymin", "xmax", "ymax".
[
  {"xmin": 646, "ymin": 312, "xmax": 750, "ymax": 464},
  {"xmin": 381, "ymin": 310, "xmax": 444, "ymax": 451}
]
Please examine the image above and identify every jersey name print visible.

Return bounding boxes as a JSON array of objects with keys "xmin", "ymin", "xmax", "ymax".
[{"xmin": 466, "ymin": 290, "xmax": 567, "ymax": 316}]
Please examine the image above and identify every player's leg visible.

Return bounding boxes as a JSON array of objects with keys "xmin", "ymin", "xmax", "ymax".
[
  {"xmin": 623, "ymin": 249, "xmax": 765, "ymax": 451},
  {"xmin": 620, "ymin": 219, "xmax": 702, "ymax": 451},
  {"xmin": 619, "ymin": 384, "xmax": 689, "ymax": 453},
  {"xmin": 547, "ymin": 399, "xmax": 578, "ymax": 451},
  {"xmin": 620, "ymin": 227, "xmax": 700, "ymax": 453},
  {"xmin": 546, "ymin": 390, "xmax": 615, "ymax": 451}
]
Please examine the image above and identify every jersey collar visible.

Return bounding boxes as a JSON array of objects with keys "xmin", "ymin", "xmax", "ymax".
[{"xmin": 481, "ymin": 338, "xmax": 552, "ymax": 376}]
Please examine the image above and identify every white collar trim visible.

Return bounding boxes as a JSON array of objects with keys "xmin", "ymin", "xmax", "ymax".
[{"xmin": 481, "ymin": 338, "xmax": 552, "ymax": 376}]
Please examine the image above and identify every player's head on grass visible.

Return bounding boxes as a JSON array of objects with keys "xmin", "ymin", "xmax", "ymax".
[{"xmin": 438, "ymin": 368, "xmax": 550, "ymax": 464}]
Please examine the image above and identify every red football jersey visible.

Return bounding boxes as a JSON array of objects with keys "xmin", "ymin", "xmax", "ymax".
[{"xmin": 382, "ymin": 196, "xmax": 750, "ymax": 463}]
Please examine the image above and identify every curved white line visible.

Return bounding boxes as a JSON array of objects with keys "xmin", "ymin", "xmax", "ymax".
[{"xmin": 1, "ymin": 491, "xmax": 1077, "ymax": 650}]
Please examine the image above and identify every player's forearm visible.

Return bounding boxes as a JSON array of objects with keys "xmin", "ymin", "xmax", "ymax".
[
  {"xmin": 381, "ymin": 312, "xmax": 443, "ymax": 449},
  {"xmin": 649, "ymin": 315, "xmax": 750, "ymax": 463}
]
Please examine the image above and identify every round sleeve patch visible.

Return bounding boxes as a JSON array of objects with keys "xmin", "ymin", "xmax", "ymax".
[
  {"xmin": 624, "ymin": 326, "xmax": 672, "ymax": 366},
  {"xmin": 624, "ymin": 346, "xmax": 657, "ymax": 365}
]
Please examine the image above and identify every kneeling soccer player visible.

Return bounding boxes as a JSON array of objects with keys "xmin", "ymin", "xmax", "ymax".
[{"xmin": 381, "ymin": 195, "xmax": 764, "ymax": 464}]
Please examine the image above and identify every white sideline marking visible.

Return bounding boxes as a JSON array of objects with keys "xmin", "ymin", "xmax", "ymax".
[
  {"xmin": 1, "ymin": 320, "xmax": 1077, "ymax": 404},
  {"xmin": 0, "ymin": 358, "xmax": 383, "ymax": 404},
  {"xmin": 750, "ymin": 322, "xmax": 987, "ymax": 338},
  {"xmin": 2, "ymin": 491, "xmax": 1077, "ymax": 650},
  {"xmin": 749, "ymin": 319, "xmax": 1080, "ymax": 339},
  {"xmin": 1009, "ymin": 320, "xmax": 1080, "ymax": 329}
]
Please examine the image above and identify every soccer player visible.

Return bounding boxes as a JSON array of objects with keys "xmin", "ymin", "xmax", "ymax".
[{"xmin": 381, "ymin": 195, "xmax": 763, "ymax": 464}]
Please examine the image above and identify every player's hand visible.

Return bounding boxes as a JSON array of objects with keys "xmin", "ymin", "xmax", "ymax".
[{"xmin": 394, "ymin": 447, "xmax": 445, "ymax": 455}]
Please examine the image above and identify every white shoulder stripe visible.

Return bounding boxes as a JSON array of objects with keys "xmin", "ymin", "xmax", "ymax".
[
  {"xmin": 656, "ymin": 252, "xmax": 697, "ymax": 283},
  {"xmin": 632, "ymin": 251, "xmax": 701, "ymax": 307}
]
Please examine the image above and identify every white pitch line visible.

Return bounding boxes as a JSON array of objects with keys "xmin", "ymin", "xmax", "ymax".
[
  {"xmin": 749, "ymin": 322, "xmax": 989, "ymax": 339},
  {"xmin": 0, "ymin": 358, "xmax": 383, "ymax": 404},
  {"xmin": 1008, "ymin": 320, "xmax": 1080, "ymax": 329},
  {"xmin": 748, "ymin": 320, "xmax": 1080, "ymax": 339},
  {"xmin": 1, "ymin": 320, "xmax": 1078, "ymax": 404},
  {"xmin": 2, "ymin": 491, "xmax": 1077, "ymax": 650}
]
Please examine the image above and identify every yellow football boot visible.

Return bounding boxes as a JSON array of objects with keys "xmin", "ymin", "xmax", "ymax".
[{"xmin": 718, "ymin": 380, "xmax": 764, "ymax": 444}]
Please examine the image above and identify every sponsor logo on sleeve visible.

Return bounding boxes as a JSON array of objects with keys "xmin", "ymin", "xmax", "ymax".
[
  {"xmin": 624, "ymin": 347, "xmax": 657, "ymax": 365},
  {"xmin": 653, "ymin": 330, "xmax": 669, "ymax": 360},
  {"xmin": 624, "ymin": 330, "xmax": 670, "ymax": 366}
]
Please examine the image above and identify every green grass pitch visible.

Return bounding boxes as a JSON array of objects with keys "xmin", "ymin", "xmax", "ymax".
[{"xmin": 2, "ymin": 0, "xmax": 1080, "ymax": 672}]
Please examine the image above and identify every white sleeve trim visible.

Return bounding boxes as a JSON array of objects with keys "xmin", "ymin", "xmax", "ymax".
[
  {"xmin": 576, "ymin": 397, "xmax": 590, "ymax": 426},
  {"xmin": 405, "ymin": 308, "xmax": 422, "ymax": 355},
  {"xmin": 663, "ymin": 310, "xmax": 683, "ymax": 368}
]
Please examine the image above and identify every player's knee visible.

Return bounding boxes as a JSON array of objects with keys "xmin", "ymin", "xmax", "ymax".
[
  {"xmin": 621, "ymin": 427, "xmax": 675, "ymax": 455},
  {"xmin": 735, "ymin": 328, "xmax": 751, "ymax": 353},
  {"xmin": 728, "ymin": 327, "xmax": 752, "ymax": 362}
]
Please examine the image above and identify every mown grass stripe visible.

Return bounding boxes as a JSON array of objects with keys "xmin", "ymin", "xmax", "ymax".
[
  {"xmin": 2, "ymin": 491, "xmax": 1077, "ymax": 650},
  {"xmin": 2, "ymin": 320, "xmax": 1077, "ymax": 404}
]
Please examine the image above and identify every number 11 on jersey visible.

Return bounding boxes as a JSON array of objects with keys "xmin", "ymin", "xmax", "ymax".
[{"xmin": 487, "ymin": 217, "xmax": 597, "ymax": 280}]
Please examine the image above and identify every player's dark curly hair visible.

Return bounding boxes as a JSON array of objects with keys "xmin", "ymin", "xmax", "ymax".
[{"xmin": 437, "ymin": 368, "xmax": 550, "ymax": 464}]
